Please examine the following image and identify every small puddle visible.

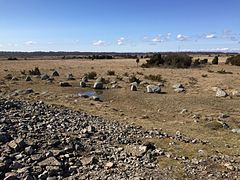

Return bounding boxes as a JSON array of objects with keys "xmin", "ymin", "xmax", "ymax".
[{"xmin": 78, "ymin": 90, "xmax": 103, "ymax": 98}]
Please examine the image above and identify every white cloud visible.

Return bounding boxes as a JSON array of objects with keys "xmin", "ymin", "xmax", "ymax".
[
  {"xmin": 177, "ymin": 34, "xmax": 189, "ymax": 41},
  {"xmin": 93, "ymin": 40, "xmax": 106, "ymax": 46},
  {"xmin": 212, "ymin": 47, "xmax": 229, "ymax": 51},
  {"xmin": 25, "ymin": 41, "xmax": 36, "ymax": 46},
  {"xmin": 222, "ymin": 30, "xmax": 239, "ymax": 41},
  {"xmin": 166, "ymin": 33, "xmax": 171, "ymax": 40},
  {"xmin": 151, "ymin": 35, "xmax": 163, "ymax": 43},
  {"xmin": 8, "ymin": 43, "xmax": 18, "ymax": 47},
  {"xmin": 117, "ymin": 37, "xmax": 125, "ymax": 45},
  {"xmin": 206, "ymin": 33, "xmax": 217, "ymax": 39},
  {"xmin": 0, "ymin": 44, "xmax": 2, "ymax": 47}
]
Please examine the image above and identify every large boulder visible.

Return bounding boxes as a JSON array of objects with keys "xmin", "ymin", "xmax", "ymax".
[
  {"xmin": 93, "ymin": 81, "xmax": 104, "ymax": 89},
  {"xmin": 146, "ymin": 85, "xmax": 161, "ymax": 93}
]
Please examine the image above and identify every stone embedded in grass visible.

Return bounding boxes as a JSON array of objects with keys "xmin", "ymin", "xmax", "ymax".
[
  {"xmin": 24, "ymin": 88, "xmax": 34, "ymax": 94},
  {"xmin": 173, "ymin": 83, "xmax": 185, "ymax": 93},
  {"xmin": 205, "ymin": 121, "xmax": 229, "ymax": 130},
  {"xmin": 41, "ymin": 74, "xmax": 50, "ymax": 80},
  {"xmin": 174, "ymin": 88, "xmax": 185, "ymax": 93},
  {"xmin": 96, "ymin": 77, "xmax": 104, "ymax": 83},
  {"xmin": 231, "ymin": 128, "xmax": 240, "ymax": 133},
  {"xmin": 4, "ymin": 74, "xmax": 13, "ymax": 80},
  {"xmin": 146, "ymin": 85, "xmax": 161, "ymax": 93},
  {"xmin": 216, "ymin": 88, "xmax": 228, "ymax": 97},
  {"xmin": 52, "ymin": 70, "xmax": 59, "ymax": 77},
  {"xmin": 59, "ymin": 82, "xmax": 72, "ymax": 87},
  {"xmin": 131, "ymin": 84, "xmax": 137, "ymax": 91},
  {"xmin": 67, "ymin": 73, "xmax": 75, "ymax": 80},
  {"xmin": 93, "ymin": 81, "xmax": 104, "ymax": 89},
  {"xmin": 90, "ymin": 96, "xmax": 100, "ymax": 101},
  {"xmin": 80, "ymin": 81, "xmax": 86, "ymax": 87},
  {"xmin": 11, "ymin": 76, "xmax": 19, "ymax": 81},
  {"xmin": 82, "ymin": 76, "xmax": 88, "ymax": 83},
  {"xmin": 172, "ymin": 83, "xmax": 184, "ymax": 89},
  {"xmin": 25, "ymin": 76, "xmax": 32, "ymax": 81}
]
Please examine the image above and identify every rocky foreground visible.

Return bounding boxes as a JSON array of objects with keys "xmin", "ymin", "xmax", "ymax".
[{"xmin": 0, "ymin": 99, "xmax": 240, "ymax": 180}]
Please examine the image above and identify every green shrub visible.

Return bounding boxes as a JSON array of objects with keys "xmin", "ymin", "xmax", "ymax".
[
  {"xmin": 200, "ymin": 59, "xmax": 208, "ymax": 64},
  {"xmin": 85, "ymin": 71, "xmax": 97, "ymax": 79},
  {"xmin": 212, "ymin": 56, "xmax": 219, "ymax": 64},
  {"xmin": 136, "ymin": 58, "xmax": 140, "ymax": 67},
  {"xmin": 193, "ymin": 59, "xmax": 200, "ymax": 67},
  {"xmin": 226, "ymin": 55, "xmax": 240, "ymax": 66},
  {"xmin": 141, "ymin": 53, "xmax": 193, "ymax": 68},
  {"xmin": 29, "ymin": 67, "xmax": 41, "ymax": 75}
]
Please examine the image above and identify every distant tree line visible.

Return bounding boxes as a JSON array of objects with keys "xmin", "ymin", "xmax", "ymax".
[{"xmin": 0, "ymin": 51, "xmax": 237, "ymax": 58}]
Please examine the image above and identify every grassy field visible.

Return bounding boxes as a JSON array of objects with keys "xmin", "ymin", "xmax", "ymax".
[{"xmin": 1, "ymin": 55, "xmax": 240, "ymax": 178}]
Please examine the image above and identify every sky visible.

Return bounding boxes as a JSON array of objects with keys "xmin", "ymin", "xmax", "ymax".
[{"xmin": 0, "ymin": 0, "xmax": 240, "ymax": 52}]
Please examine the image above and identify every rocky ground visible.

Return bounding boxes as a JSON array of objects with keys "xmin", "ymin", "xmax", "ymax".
[
  {"xmin": 1, "ymin": 98, "xmax": 240, "ymax": 179},
  {"xmin": 1, "ymin": 57, "xmax": 240, "ymax": 179}
]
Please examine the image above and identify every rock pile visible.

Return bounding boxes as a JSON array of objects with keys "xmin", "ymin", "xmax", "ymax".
[
  {"xmin": 0, "ymin": 99, "xmax": 238, "ymax": 179},
  {"xmin": 0, "ymin": 99, "xmax": 169, "ymax": 179}
]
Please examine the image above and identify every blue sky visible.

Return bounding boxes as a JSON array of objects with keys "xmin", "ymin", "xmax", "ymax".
[{"xmin": 0, "ymin": 0, "xmax": 240, "ymax": 52}]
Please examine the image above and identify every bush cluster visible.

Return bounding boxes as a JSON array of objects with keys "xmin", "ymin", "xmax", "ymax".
[
  {"xmin": 8, "ymin": 57, "xmax": 18, "ymax": 60},
  {"xmin": 226, "ymin": 55, "xmax": 240, "ymax": 66},
  {"xmin": 212, "ymin": 56, "xmax": 219, "ymax": 64},
  {"xmin": 144, "ymin": 74, "xmax": 163, "ymax": 82},
  {"xmin": 141, "ymin": 53, "xmax": 193, "ymax": 68},
  {"xmin": 85, "ymin": 71, "xmax": 97, "ymax": 79},
  {"xmin": 29, "ymin": 67, "xmax": 41, "ymax": 76}
]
